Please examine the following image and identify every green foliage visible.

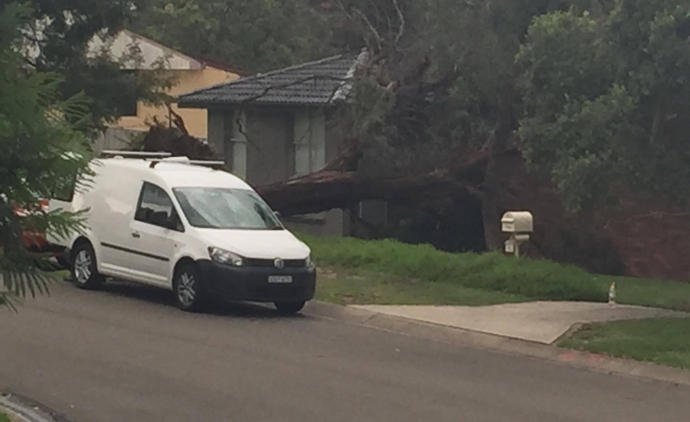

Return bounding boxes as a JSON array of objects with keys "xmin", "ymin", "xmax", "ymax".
[
  {"xmin": 560, "ymin": 319, "xmax": 690, "ymax": 370},
  {"xmin": 316, "ymin": 0, "xmax": 690, "ymax": 215},
  {"xmin": 316, "ymin": 268, "xmax": 527, "ymax": 306},
  {"xmin": 304, "ymin": 234, "xmax": 690, "ymax": 311},
  {"xmin": 20, "ymin": 0, "xmax": 167, "ymax": 128},
  {"xmin": 78, "ymin": 0, "xmax": 690, "ymax": 217},
  {"xmin": 0, "ymin": 3, "xmax": 92, "ymax": 309},
  {"xmin": 132, "ymin": 0, "xmax": 337, "ymax": 73},
  {"xmin": 328, "ymin": 0, "xmax": 578, "ymax": 176},
  {"xmin": 517, "ymin": 1, "xmax": 690, "ymax": 212},
  {"xmin": 301, "ymin": 234, "xmax": 608, "ymax": 302}
]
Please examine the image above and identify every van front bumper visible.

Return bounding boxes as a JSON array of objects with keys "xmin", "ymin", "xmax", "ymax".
[{"xmin": 197, "ymin": 260, "xmax": 316, "ymax": 303}]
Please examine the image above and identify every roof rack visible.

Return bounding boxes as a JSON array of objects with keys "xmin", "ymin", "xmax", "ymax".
[
  {"xmin": 149, "ymin": 156, "xmax": 225, "ymax": 168},
  {"xmin": 189, "ymin": 160, "xmax": 225, "ymax": 166},
  {"xmin": 100, "ymin": 150, "xmax": 172, "ymax": 159}
]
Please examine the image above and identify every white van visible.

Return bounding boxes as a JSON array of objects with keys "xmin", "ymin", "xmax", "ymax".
[{"xmin": 50, "ymin": 152, "xmax": 316, "ymax": 314}]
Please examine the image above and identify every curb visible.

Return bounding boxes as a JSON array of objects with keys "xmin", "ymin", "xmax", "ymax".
[
  {"xmin": 0, "ymin": 394, "xmax": 70, "ymax": 422},
  {"xmin": 304, "ymin": 301, "xmax": 690, "ymax": 387}
]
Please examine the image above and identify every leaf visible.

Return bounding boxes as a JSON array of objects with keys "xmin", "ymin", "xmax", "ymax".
[{"xmin": 0, "ymin": 3, "xmax": 90, "ymax": 309}]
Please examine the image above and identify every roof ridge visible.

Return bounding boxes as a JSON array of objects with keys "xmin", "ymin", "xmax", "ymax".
[
  {"xmin": 192, "ymin": 55, "xmax": 249, "ymax": 76},
  {"xmin": 250, "ymin": 54, "xmax": 347, "ymax": 81},
  {"xmin": 179, "ymin": 54, "xmax": 350, "ymax": 99},
  {"xmin": 120, "ymin": 29, "xmax": 203, "ymax": 69}
]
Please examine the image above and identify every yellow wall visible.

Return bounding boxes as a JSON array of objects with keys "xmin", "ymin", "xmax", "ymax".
[{"xmin": 115, "ymin": 66, "xmax": 239, "ymax": 139}]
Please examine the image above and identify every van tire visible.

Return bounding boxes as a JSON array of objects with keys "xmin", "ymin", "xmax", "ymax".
[
  {"xmin": 173, "ymin": 264, "xmax": 205, "ymax": 312},
  {"xmin": 274, "ymin": 301, "xmax": 306, "ymax": 315},
  {"xmin": 71, "ymin": 242, "xmax": 105, "ymax": 290}
]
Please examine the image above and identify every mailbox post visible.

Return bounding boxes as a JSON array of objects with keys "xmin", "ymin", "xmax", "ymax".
[{"xmin": 501, "ymin": 211, "xmax": 533, "ymax": 257}]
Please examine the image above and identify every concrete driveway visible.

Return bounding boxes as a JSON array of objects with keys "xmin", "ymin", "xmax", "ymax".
[
  {"xmin": 1, "ymin": 281, "xmax": 689, "ymax": 422},
  {"xmin": 352, "ymin": 302, "xmax": 689, "ymax": 344}
]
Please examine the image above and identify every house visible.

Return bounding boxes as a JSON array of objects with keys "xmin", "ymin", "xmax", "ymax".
[
  {"xmin": 177, "ymin": 50, "xmax": 386, "ymax": 237},
  {"xmin": 88, "ymin": 30, "xmax": 243, "ymax": 151}
]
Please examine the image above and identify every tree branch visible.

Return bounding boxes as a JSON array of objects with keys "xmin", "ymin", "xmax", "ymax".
[
  {"xmin": 167, "ymin": 104, "xmax": 189, "ymax": 136},
  {"xmin": 392, "ymin": 0, "xmax": 405, "ymax": 45},
  {"xmin": 257, "ymin": 170, "xmax": 475, "ymax": 216},
  {"xmin": 353, "ymin": 8, "xmax": 383, "ymax": 51},
  {"xmin": 257, "ymin": 148, "xmax": 490, "ymax": 215},
  {"xmin": 233, "ymin": 111, "xmax": 264, "ymax": 153}
]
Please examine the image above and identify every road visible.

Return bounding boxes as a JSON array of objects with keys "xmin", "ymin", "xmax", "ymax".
[{"xmin": 1, "ymin": 280, "xmax": 689, "ymax": 422}]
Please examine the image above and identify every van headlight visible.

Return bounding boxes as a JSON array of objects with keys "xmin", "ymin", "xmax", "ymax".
[
  {"xmin": 208, "ymin": 247, "xmax": 244, "ymax": 267},
  {"xmin": 305, "ymin": 255, "xmax": 315, "ymax": 268}
]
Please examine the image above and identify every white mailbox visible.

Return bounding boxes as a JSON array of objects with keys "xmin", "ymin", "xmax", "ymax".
[{"xmin": 501, "ymin": 211, "xmax": 533, "ymax": 233}]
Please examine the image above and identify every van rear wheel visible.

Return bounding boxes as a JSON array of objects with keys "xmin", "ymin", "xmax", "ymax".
[
  {"xmin": 71, "ymin": 242, "xmax": 105, "ymax": 290},
  {"xmin": 274, "ymin": 301, "xmax": 306, "ymax": 315},
  {"xmin": 173, "ymin": 265, "xmax": 205, "ymax": 312},
  {"xmin": 56, "ymin": 256, "xmax": 70, "ymax": 270}
]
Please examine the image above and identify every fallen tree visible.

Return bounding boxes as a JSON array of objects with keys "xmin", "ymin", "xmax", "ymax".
[
  {"xmin": 141, "ymin": 116, "xmax": 487, "ymax": 216},
  {"xmin": 259, "ymin": 168, "xmax": 475, "ymax": 216},
  {"xmin": 137, "ymin": 0, "xmax": 690, "ymax": 281}
]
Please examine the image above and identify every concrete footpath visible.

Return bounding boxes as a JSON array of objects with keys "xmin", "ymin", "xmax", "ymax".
[{"xmin": 350, "ymin": 301, "xmax": 690, "ymax": 344}]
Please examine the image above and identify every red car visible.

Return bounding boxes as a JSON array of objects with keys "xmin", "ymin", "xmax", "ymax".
[{"xmin": 14, "ymin": 199, "xmax": 69, "ymax": 267}]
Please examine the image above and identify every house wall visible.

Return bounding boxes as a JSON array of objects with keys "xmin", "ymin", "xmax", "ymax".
[
  {"xmin": 282, "ymin": 108, "xmax": 348, "ymax": 237},
  {"xmin": 207, "ymin": 109, "xmax": 227, "ymax": 159},
  {"xmin": 205, "ymin": 106, "xmax": 349, "ymax": 237},
  {"xmin": 92, "ymin": 127, "xmax": 143, "ymax": 152},
  {"xmin": 323, "ymin": 109, "xmax": 386, "ymax": 233},
  {"xmin": 246, "ymin": 111, "xmax": 292, "ymax": 186},
  {"xmin": 114, "ymin": 67, "xmax": 239, "ymax": 139},
  {"xmin": 87, "ymin": 30, "xmax": 203, "ymax": 71}
]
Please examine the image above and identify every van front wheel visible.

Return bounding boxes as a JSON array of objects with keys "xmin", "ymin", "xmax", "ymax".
[{"xmin": 173, "ymin": 265, "xmax": 205, "ymax": 312}]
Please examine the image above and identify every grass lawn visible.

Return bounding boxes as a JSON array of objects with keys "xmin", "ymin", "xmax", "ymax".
[
  {"xmin": 560, "ymin": 319, "xmax": 690, "ymax": 370},
  {"xmin": 50, "ymin": 270, "xmax": 70, "ymax": 280},
  {"xmin": 47, "ymin": 234, "xmax": 690, "ymax": 311},
  {"xmin": 315, "ymin": 268, "xmax": 528, "ymax": 306},
  {"xmin": 302, "ymin": 235, "xmax": 690, "ymax": 310},
  {"xmin": 0, "ymin": 411, "xmax": 10, "ymax": 422},
  {"xmin": 603, "ymin": 276, "xmax": 690, "ymax": 312}
]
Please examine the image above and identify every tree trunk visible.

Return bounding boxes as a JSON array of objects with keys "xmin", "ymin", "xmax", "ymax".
[
  {"xmin": 141, "ymin": 122, "xmax": 492, "ymax": 216},
  {"xmin": 256, "ymin": 147, "xmax": 490, "ymax": 216},
  {"xmin": 257, "ymin": 170, "xmax": 476, "ymax": 216}
]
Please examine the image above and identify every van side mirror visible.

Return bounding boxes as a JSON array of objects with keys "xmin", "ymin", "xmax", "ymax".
[{"xmin": 274, "ymin": 211, "xmax": 282, "ymax": 220}]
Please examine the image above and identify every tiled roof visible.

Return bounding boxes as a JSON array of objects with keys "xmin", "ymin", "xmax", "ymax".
[{"xmin": 178, "ymin": 53, "xmax": 362, "ymax": 108}]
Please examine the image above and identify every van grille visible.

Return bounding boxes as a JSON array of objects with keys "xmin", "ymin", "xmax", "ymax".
[{"xmin": 244, "ymin": 258, "xmax": 307, "ymax": 268}]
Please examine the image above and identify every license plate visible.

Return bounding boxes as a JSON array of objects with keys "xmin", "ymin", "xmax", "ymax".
[{"xmin": 268, "ymin": 275, "xmax": 293, "ymax": 284}]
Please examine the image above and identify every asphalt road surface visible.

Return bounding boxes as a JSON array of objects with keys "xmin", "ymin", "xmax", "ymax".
[{"xmin": 1, "ymin": 280, "xmax": 689, "ymax": 422}]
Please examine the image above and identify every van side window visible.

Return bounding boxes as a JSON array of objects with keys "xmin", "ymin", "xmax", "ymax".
[
  {"xmin": 135, "ymin": 182, "xmax": 184, "ymax": 231},
  {"xmin": 51, "ymin": 173, "xmax": 77, "ymax": 202}
]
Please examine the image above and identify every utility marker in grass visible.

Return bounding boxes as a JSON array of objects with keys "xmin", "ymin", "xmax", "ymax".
[{"xmin": 608, "ymin": 282, "xmax": 617, "ymax": 307}]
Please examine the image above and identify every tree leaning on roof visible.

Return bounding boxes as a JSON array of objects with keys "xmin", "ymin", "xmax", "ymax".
[{"xmin": 0, "ymin": 3, "xmax": 92, "ymax": 309}]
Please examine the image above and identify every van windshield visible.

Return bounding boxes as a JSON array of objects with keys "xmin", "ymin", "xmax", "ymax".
[{"xmin": 172, "ymin": 187, "xmax": 283, "ymax": 230}]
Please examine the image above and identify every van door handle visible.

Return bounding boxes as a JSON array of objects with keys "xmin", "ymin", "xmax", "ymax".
[{"xmin": 131, "ymin": 231, "xmax": 141, "ymax": 238}]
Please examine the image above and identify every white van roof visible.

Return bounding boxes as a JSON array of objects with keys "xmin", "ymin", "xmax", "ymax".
[{"xmin": 93, "ymin": 158, "xmax": 252, "ymax": 191}]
